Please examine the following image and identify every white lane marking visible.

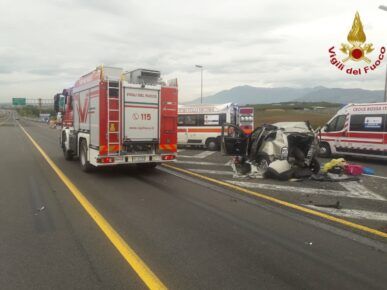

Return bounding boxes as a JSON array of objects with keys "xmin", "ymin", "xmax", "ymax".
[
  {"xmin": 195, "ymin": 151, "xmax": 217, "ymax": 158},
  {"xmin": 305, "ymin": 205, "xmax": 387, "ymax": 222},
  {"xmin": 363, "ymin": 174, "xmax": 387, "ymax": 180},
  {"xmin": 178, "ymin": 150, "xmax": 217, "ymax": 159},
  {"xmin": 224, "ymin": 180, "xmax": 380, "ymax": 200},
  {"xmin": 177, "ymin": 149, "xmax": 185, "ymax": 153},
  {"xmin": 188, "ymin": 168, "xmax": 234, "ymax": 176},
  {"xmin": 224, "ymin": 160, "xmax": 233, "ymax": 166},
  {"xmin": 339, "ymin": 182, "xmax": 385, "ymax": 201},
  {"xmin": 175, "ymin": 160, "xmax": 229, "ymax": 166}
]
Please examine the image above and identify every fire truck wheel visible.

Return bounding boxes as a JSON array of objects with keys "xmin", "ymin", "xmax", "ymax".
[
  {"xmin": 62, "ymin": 132, "xmax": 72, "ymax": 160},
  {"xmin": 205, "ymin": 138, "xmax": 219, "ymax": 151},
  {"xmin": 318, "ymin": 143, "xmax": 331, "ymax": 158},
  {"xmin": 63, "ymin": 149, "xmax": 73, "ymax": 161},
  {"xmin": 80, "ymin": 140, "xmax": 93, "ymax": 172}
]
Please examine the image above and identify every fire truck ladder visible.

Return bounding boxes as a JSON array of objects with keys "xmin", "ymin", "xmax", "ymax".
[{"xmin": 107, "ymin": 78, "xmax": 121, "ymax": 156}]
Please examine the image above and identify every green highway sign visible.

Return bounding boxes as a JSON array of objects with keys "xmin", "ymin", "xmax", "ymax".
[
  {"xmin": 12, "ymin": 98, "xmax": 26, "ymax": 106},
  {"xmin": 59, "ymin": 96, "xmax": 65, "ymax": 109}
]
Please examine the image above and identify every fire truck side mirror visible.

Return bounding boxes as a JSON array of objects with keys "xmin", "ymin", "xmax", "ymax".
[{"xmin": 67, "ymin": 95, "xmax": 72, "ymax": 109}]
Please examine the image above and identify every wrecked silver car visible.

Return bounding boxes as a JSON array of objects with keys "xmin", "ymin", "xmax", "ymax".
[{"xmin": 221, "ymin": 121, "xmax": 320, "ymax": 180}]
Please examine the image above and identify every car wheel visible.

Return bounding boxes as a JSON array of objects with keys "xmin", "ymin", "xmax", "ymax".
[
  {"xmin": 319, "ymin": 143, "xmax": 331, "ymax": 158},
  {"xmin": 205, "ymin": 138, "xmax": 218, "ymax": 151},
  {"xmin": 310, "ymin": 157, "xmax": 321, "ymax": 174},
  {"xmin": 80, "ymin": 140, "xmax": 93, "ymax": 172},
  {"xmin": 257, "ymin": 155, "xmax": 271, "ymax": 172}
]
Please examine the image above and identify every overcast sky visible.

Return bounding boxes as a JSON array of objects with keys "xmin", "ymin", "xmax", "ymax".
[{"xmin": 0, "ymin": 0, "xmax": 386, "ymax": 102}]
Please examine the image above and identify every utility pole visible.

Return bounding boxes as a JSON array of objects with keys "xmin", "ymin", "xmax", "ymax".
[
  {"xmin": 38, "ymin": 97, "xmax": 42, "ymax": 116},
  {"xmin": 384, "ymin": 64, "xmax": 387, "ymax": 102},
  {"xmin": 379, "ymin": 5, "xmax": 387, "ymax": 101},
  {"xmin": 195, "ymin": 65, "xmax": 203, "ymax": 104}
]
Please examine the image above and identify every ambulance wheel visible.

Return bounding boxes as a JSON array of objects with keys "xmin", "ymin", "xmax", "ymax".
[
  {"xmin": 80, "ymin": 140, "xmax": 93, "ymax": 172},
  {"xmin": 319, "ymin": 143, "xmax": 331, "ymax": 158},
  {"xmin": 205, "ymin": 138, "xmax": 219, "ymax": 151}
]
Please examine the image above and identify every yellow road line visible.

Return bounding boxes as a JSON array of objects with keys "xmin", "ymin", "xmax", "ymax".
[
  {"xmin": 19, "ymin": 123, "xmax": 167, "ymax": 290},
  {"xmin": 163, "ymin": 163, "xmax": 387, "ymax": 239}
]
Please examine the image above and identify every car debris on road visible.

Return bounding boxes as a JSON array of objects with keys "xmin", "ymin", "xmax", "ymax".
[{"xmin": 221, "ymin": 121, "xmax": 321, "ymax": 180}]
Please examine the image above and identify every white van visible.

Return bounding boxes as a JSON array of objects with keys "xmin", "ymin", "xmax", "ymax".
[
  {"xmin": 178, "ymin": 103, "xmax": 254, "ymax": 150},
  {"xmin": 319, "ymin": 102, "xmax": 387, "ymax": 159}
]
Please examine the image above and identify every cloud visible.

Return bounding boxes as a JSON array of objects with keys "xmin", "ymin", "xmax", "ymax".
[{"xmin": 0, "ymin": 0, "xmax": 386, "ymax": 102}]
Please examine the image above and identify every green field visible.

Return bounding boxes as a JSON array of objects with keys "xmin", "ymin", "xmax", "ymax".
[
  {"xmin": 16, "ymin": 105, "xmax": 55, "ymax": 118},
  {"xmin": 251, "ymin": 102, "xmax": 341, "ymax": 129}
]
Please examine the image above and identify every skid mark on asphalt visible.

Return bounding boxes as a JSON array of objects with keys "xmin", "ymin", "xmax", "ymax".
[
  {"xmin": 225, "ymin": 180, "xmax": 383, "ymax": 200},
  {"xmin": 339, "ymin": 182, "xmax": 385, "ymax": 201},
  {"xmin": 306, "ymin": 205, "xmax": 387, "ymax": 222}
]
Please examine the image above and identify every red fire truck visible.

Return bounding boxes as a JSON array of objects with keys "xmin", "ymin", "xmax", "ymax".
[{"xmin": 55, "ymin": 66, "xmax": 178, "ymax": 171}]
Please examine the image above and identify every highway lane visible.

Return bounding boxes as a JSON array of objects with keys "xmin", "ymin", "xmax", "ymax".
[
  {"xmin": 1, "ymin": 116, "xmax": 387, "ymax": 289},
  {"xmin": 175, "ymin": 148, "xmax": 387, "ymax": 233},
  {"xmin": 0, "ymin": 115, "xmax": 146, "ymax": 289}
]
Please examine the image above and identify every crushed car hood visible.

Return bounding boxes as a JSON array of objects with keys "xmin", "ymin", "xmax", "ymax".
[{"xmin": 272, "ymin": 122, "xmax": 312, "ymax": 133}]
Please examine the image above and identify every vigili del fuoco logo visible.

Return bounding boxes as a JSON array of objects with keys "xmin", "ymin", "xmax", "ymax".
[{"xmin": 329, "ymin": 12, "xmax": 385, "ymax": 75}]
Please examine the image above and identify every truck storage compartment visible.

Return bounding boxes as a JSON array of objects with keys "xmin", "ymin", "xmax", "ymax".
[{"xmin": 159, "ymin": 87, "xmax": 178, "ymax": 152}]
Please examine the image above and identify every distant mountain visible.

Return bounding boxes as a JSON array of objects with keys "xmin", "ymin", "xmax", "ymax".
[
  {"xmin": 296, "ymin": 87, "xmax": 384, "ymax": 103},
  {"xmin": 186, "ymin": 85, "xmax": 384, "ymax": 105}
]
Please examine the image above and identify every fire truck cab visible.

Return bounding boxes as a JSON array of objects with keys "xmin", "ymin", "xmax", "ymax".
[{"xmin": 55, "ymin": 66, "xmax": 178, "ymax": 171}]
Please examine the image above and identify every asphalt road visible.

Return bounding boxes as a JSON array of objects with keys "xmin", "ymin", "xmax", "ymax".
[
  {"xmin": 175, "ymin": 149, "xmax": 387, "ymax": 233},
  {"xmin": 1, "ymin": 112, "xmax": 387, "ymax": 289}
]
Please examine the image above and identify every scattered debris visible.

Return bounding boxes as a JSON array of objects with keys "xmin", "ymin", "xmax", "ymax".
[
  {"xmin": 362, "ymin": 167, "xmax": 375, "ymax": 175},
  {"xmin": 34, "ymin": 206, "xmax": 46, "ymax": 215},
  {"xmin": 310, "ymin": 173, "xmax": 359, "ymax": 182},
  {"xmin": 344, "ymin": 164, "xmax": 363, "ymax": 176},
  {"xmin": 322, "ymin": 158, "xmax": 346, "ymax": 173}
]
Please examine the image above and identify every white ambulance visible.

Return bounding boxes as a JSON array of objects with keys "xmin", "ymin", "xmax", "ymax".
[
  {"xmin": 178, "ymin": 103, "xmax": 254, "ymax": 150},
  {"xmin": 319, "ymin": 102, "xmax": 387, "ymax": 159}
]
